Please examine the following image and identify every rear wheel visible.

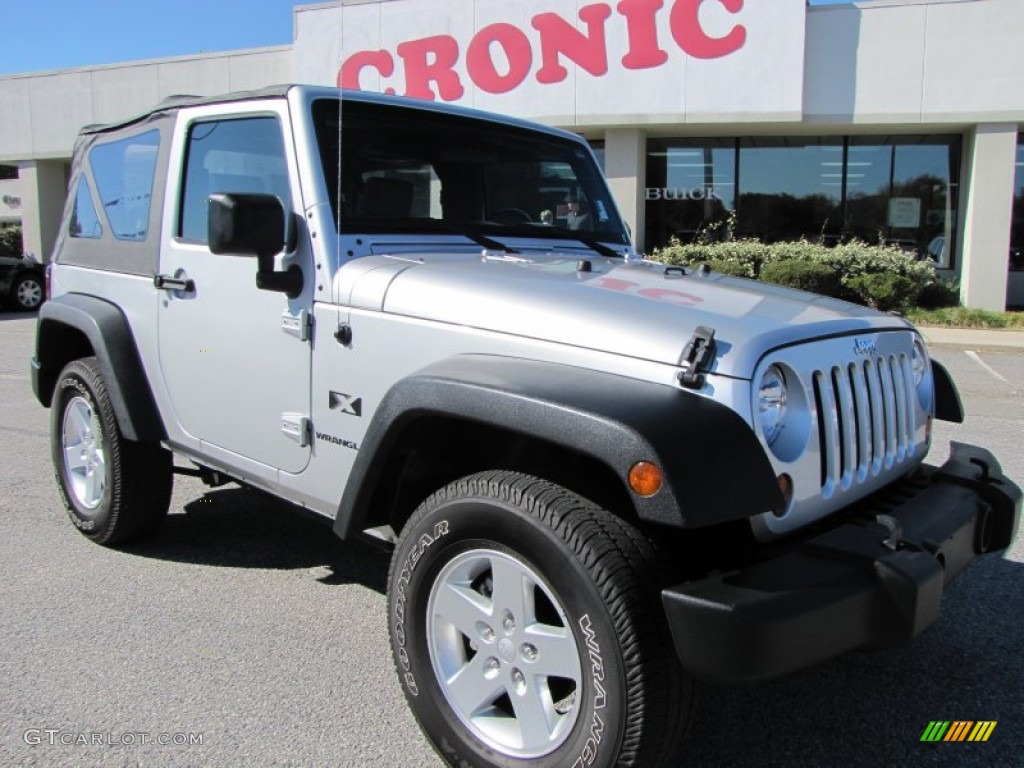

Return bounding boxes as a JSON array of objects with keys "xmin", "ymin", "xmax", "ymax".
[
  {"xmin": 387, "ymin": 470, "xmax": 690, "ymax": 768},
  {"xmin": 51, "ymin": 357, "xmax": 172, "ymax": 544}
]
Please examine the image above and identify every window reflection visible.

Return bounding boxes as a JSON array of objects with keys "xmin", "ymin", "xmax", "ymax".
[
  {"xmin": 644, "ymin": 134, "xmax": 961, "ymax": 267},
  {"xmin": 89, "ymin": 129, "xmax": 160, "ymax": 241},
  {"xmin": 848, "ymin": 137, "xmax": 959, "ymax": 267},
  {"xmin": 738, "ymin": 137, "xmax": 843, "ymax": 244},
  {"xmin": 645, "ymin": 138, "xmax": 735, "ymax": 247}
]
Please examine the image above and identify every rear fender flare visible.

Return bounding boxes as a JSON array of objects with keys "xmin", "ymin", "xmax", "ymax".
[{"xmin": 33, "ymin": 293, "xmax": 165, "ymax": 442}]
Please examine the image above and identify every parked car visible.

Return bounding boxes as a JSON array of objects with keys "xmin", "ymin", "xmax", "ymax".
[
  {"xmin": 927, "ymin": 234, "xmax": 1023, "ymax": 270},
  {"xmin": 0, "ymin": 253, "xmax": 45, "ymax": 311}
]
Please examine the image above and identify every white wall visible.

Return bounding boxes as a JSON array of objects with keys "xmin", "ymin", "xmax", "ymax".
[
  {"xmin": 0, "ymin": 47, "xmax": 292, "ymax": 163},
  {"xmin": 18, "ymin": 161, "xmax": 66, "ymax": 261},
  {"xmin": 959, "ymin": 123, "xmax": 1018, "ymax": 310},
  {"xmin": 805, "ymin": 0, "xmax": 1024, "ymax": 124}
]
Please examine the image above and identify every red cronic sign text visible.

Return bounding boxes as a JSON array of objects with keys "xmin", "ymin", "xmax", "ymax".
[{"xmin": 338, "ymin": 0, "xmax": 747, "ymax": 101}]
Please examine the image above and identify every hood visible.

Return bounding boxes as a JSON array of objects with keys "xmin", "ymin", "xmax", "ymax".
[{"xmin": 342, "ymin": 251, "xmax": 911, "ymax": 379}]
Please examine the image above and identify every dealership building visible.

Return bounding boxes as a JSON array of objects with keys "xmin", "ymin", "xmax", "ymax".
[{"xmin": 1, "ymin": 0, "xmax": 1022, "ymax": 309}]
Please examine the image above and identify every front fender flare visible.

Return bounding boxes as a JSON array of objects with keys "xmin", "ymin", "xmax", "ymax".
[{"xmin": 334, "ymin": 356, "xmax": 783, "ymax": 539}]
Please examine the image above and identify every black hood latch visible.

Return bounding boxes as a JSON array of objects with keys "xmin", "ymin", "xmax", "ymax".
[{"xmin": 678, "ymin": 326, "xmax": 717, "ymax": 389}]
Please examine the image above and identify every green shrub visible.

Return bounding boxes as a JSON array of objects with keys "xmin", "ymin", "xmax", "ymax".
[
  {"xmin": 0, "ymin": 225, "xmax": 22, "ymax": 257},
  {"xmin": 760, "ymin": 260, "xmax": 843, "ymax": 298},
  {"xmin": 650, "ymin": 236, "xmax": 943, "ymax": 311},
  {"xmin": 654, "ymin": 237, "xmax": 765, "ymax": 278},
  {"xmin": 845, "ymin": 273, "xmax": 920, "ymax": 312}
]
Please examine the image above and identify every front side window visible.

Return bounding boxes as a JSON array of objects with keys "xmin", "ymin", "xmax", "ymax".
[
  {"xmin": 179, "ymin": 117, "xmax": 290, "ymax": 244},
  {"xmin": 89, "ymin": 129, "xmax": 160, "ymax": 241},
  {"xmin": 69, "ymin": 176, "xmax": 102, "ymax": 239},
  {"xmin": 312, "ymin": 99, "xmax": 626, "ymax": 245}
]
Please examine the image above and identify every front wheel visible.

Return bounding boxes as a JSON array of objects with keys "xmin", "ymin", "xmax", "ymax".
[
  {"xmin": 51, "ymin": 357, "xmax": 172, "ymax": 545},
  {"xmin": 387, "ymin": 471, "xmax": 690, "ymax": 768}
]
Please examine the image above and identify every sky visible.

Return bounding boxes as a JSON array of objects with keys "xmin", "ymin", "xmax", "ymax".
[
  {"xmin": 0, "ymin": 0, "xmax": 851, "ymax": 77},
  {"xmin": 0, "ymin": 0, "xmax": 298, "ymax": 76}
]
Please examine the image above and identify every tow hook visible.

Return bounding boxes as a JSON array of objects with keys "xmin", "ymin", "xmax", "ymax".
[{"xmin": 875, "ymin": 514, "xmax": 902, "ymax": 551}]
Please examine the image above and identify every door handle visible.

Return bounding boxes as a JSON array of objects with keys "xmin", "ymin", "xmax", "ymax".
[{"xmin": 154, "ymin": 274, "xmax": 195, "ymax": 292}]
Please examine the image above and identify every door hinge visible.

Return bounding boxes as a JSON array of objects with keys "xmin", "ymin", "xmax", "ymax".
[
  {"xmin": 282, "ymin": 309, "xmax": 313, "ymax": 342},
  {"xmin": 281, "ymin": 413, "xmax": 311, "ymax": 446}
]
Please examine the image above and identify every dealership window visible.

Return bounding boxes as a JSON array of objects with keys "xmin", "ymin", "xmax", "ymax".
[
  {"xmin": 1011, "ymin": 135, "xmax": 1024, "ymax": 272},
  {"xmin": 846, "ymin": 136, "xmax": 959, "ymax": 267},
  {"xmin": 645, "ymin": 134, "xmax": 961, "ymax": 265},
  {"xmin": 0, "ymin": 165, "xmax": 17, "ymax": 180},
  {"xmin": 645, "ymin": 138, "xmax": 736, "ymax": 248},
  {"xmin": 738, "ymin": 137, "xmax": 843, "ymax": 243}
]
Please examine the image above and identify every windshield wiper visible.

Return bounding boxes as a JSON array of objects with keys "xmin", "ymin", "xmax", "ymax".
[
  {"xmin": 466, "ymin": 229, "xmax": 518, "ymax": 254},
  {"xmin": 438, "ymin": 223, "xmax": 519, "ymax": 254},
  {"xmin": 569, "ymin": 235, "xmax": 624, "ymax": 259}
]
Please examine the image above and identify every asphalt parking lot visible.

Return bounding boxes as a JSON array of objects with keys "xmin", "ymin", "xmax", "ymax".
[{"xmin": 0, "ymin": 311, "xmax": 1021, "ymax": 768}]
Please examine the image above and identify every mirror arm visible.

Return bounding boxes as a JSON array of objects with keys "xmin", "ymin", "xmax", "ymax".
[{"xmin": 256, "ymin": 254, "xmax": 304, "ymax": 299}]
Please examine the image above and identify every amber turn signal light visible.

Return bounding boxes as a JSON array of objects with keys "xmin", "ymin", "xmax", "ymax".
[
  {"xmin": 773, "ymin": 473, "xmax": 794, "ymax": 517},
  {"xmin": 628, "ymin": 462, "xmax": 663, "ymax": 497}
]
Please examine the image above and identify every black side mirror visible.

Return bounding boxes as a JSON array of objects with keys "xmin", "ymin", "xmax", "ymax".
[{"xmin": 208, "ymin": 193, "xmax": 303, "ymax": 298}]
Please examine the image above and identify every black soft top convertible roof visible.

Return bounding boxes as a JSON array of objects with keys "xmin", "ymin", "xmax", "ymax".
[{"xmin": 81, "ymin": 85, "xmax": 296, "ymax": 135}]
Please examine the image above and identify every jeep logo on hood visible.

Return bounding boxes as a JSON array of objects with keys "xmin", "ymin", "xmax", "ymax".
[{"xmin": 853, "ymin": 337, "xmax": 877, "ymax": 357}]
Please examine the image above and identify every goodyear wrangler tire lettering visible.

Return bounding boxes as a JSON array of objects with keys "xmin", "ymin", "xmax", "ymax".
[
  {"xmin": 394, "ymin": 520, "xmax": 451, "ymax": 696},
  {"xmin": 51, "ymin": 357, "xmax": 173, "ymax": 546},
  {"xmin": 386, "ymin": 470, "xmax": 691, "ymax": 767}
]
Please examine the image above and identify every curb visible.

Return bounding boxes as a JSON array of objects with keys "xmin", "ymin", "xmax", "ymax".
[{"xmin": 918, "ymin": 326, "xmax": 1024, "ymax": 351}]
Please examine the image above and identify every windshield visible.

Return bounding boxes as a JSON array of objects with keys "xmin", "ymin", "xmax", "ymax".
[{"xmin": 312, "ymin": 98, "xmax": 627, "ymax": 246}]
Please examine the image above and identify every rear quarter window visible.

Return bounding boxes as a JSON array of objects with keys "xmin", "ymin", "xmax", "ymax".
[{"xmin": 89, "ymin": 129, "xmax": 160, "ymax": 241}]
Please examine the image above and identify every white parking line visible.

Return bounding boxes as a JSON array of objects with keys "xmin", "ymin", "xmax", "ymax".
[{"xmin": 964, "ymin": 350, "xmax": 1009, "ymax": 383}]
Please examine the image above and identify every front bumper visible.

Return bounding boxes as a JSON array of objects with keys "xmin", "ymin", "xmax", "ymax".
[{"xmin": 662, "ymin": 442, "xmax": 1021, "ymax": 685}]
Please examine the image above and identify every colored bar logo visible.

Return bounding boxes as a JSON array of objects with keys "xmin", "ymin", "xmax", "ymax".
[{"xmin": 920, "ymin": 721, "xmax": 997, "ymax": 742}]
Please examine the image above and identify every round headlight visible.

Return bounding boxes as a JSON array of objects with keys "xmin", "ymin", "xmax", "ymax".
[
  {"xmin": 911, "ymin": 339, "xmax": 927, "ymax": 386},
  {"xmin": 758, "ymin": 365, "xmax": 788, "ymax": 445}
]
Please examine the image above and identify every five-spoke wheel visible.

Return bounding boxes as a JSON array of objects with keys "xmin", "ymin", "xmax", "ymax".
[{"xmin": 388, "ymin": 471, "xmax": 690, "ymax": 768}]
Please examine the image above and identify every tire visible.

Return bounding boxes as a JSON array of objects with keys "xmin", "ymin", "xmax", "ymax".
[
  {"xmin": 51, "ymin": 357, "xmax": 172, "ymax": 545},
  {"xmin": 387, "ymin": 471, "xmax": 690, "ymax": 768},
  {"xmin": 11, "ymin": 272, "xmax": 44, "ymax": 311}
]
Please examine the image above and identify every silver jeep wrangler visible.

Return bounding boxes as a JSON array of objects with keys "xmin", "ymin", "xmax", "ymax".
[{"xmin": 32, "ymin": 85, "xmax": 1020, "ymax": 767}]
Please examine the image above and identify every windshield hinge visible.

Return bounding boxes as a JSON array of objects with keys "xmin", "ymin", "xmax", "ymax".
[{"xmin": 677, "ymin": 326, "xmax": 716, "ymax": 389}]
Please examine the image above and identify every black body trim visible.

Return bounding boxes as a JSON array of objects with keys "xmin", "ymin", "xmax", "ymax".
[
  {"xmin": 32, "ymin": 293, "xmax": 165, "ymax": 441},
  {"xmin": 334, "ymin": 355, "xmax": 783, "ymax": 539},
  {"xmin": 931, "ymin": 359, "xmax": 964, "ymax": 423},
  {"xmin": 662, "ymin": 441, "xmax": 1021, "ymax": 685}
]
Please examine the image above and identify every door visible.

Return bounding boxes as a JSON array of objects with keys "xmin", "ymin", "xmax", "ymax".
[{"xmin": 157, "ymin": 105, "xmax": 312, "ymax": 474}]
